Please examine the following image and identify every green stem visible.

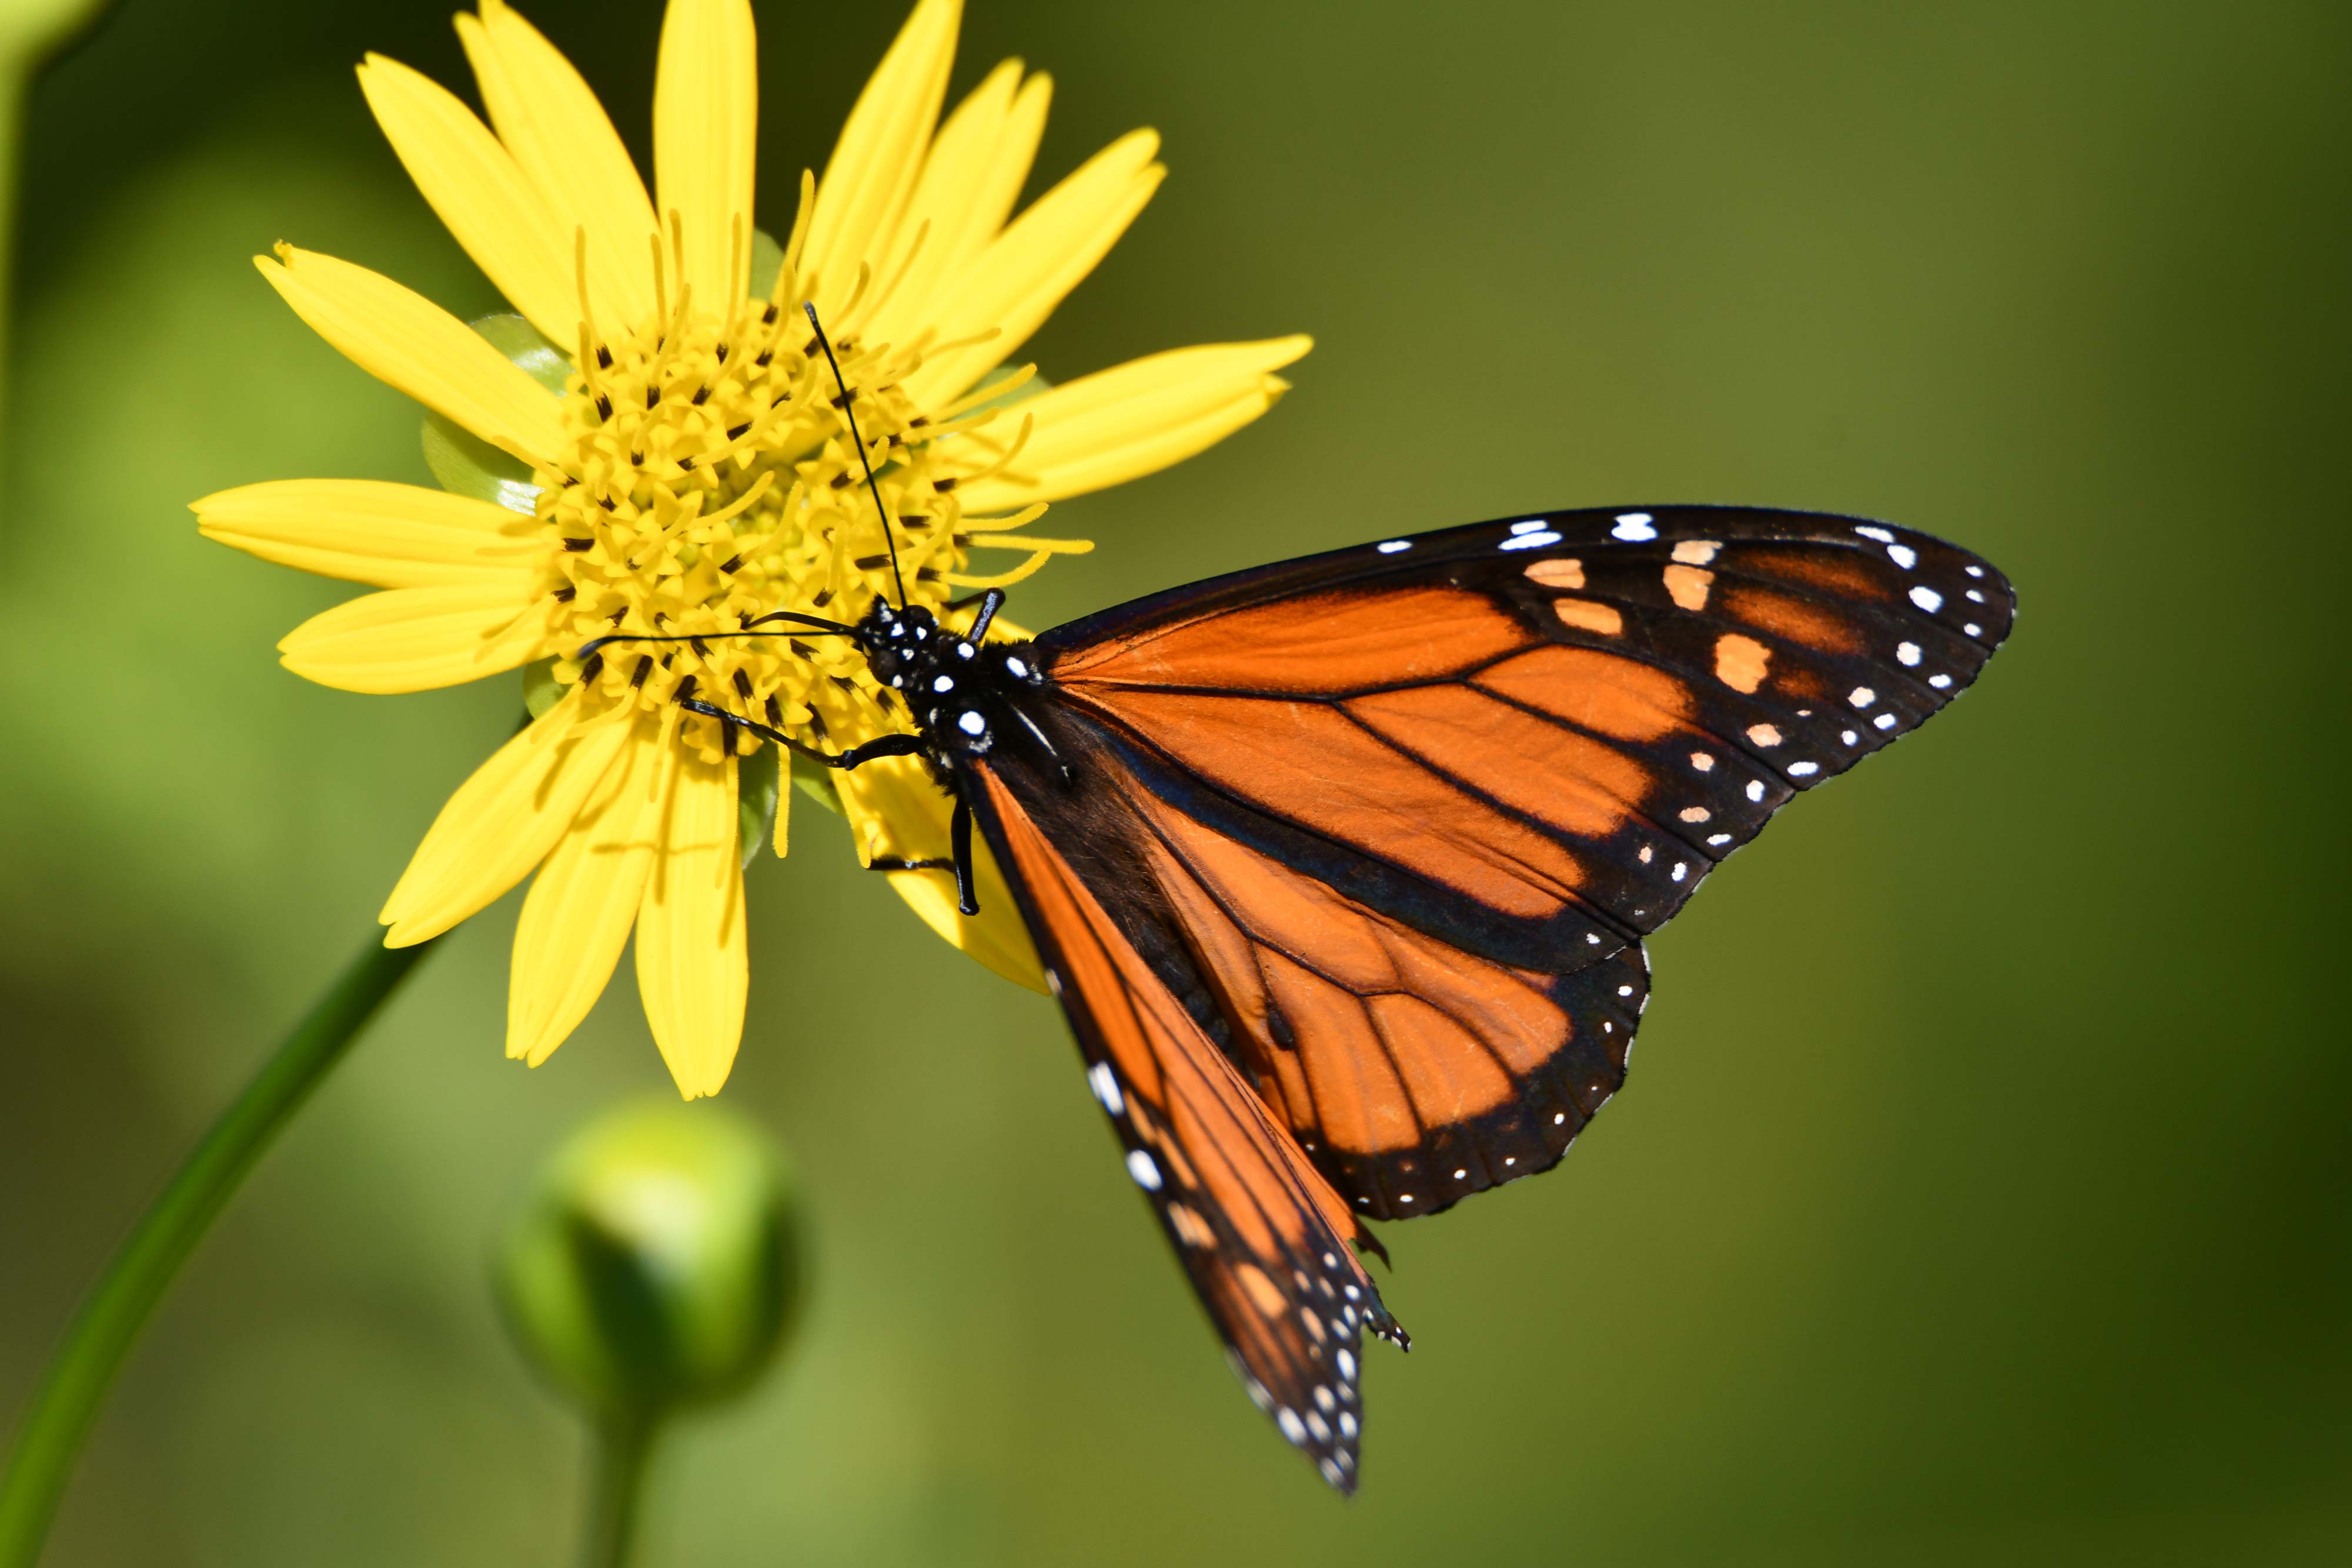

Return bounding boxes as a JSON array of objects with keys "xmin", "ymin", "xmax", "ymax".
[
  {"xmin": 582, "ymin": 1412, "xmax": 661, "ymax": 1568},
  {"xmin": 0, "ymin": 931, "xmax": 439, "ymax": 1567}
]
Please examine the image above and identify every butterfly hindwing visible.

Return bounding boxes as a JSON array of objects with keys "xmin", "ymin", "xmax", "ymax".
[{"xmin": 964, "ymin": 765, "xmax": 1402, "ymax": 1493}]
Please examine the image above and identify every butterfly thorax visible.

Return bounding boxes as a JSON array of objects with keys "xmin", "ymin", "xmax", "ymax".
[{"xmin": 857, "ymin": 599, "xmax": 1051, "ymax": 778}]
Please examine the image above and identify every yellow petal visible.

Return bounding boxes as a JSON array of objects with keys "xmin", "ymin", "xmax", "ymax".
[
  {"xmin": 636, "ymin": 753, "xmax": 747, "ymax": 1098},
  {"xmin": 277, "ymin": 580, "xmax": 546, "ymax": 693},
  {"xmin": 258, "ymin": 246, "xmax": 565, "ymax": 464},
  {"xmin": 459, "ymin": 0, "xmax": 657, "ymax": 329},
  {"xmin": 195, "ymin": 478, "xmax": 542, "ymax": 588},
  {"xmin": 653, "ymin": 0, "xmax": 758, "ymax": 319},
  {"xmin": 357, "ymin": 53, "xmax": 577, "ymax": 345},
  {"xmin": 836, "ymin": 752, "xmax": 1045, "ymax": 993},
  {"xmin": 904, "ymin": 129, "xmax": 1164, "ymax": 411},
  {"xmin": 381, "ymin": 687, "xmax": 637, "ymax": 944},
  {"xmin": 863, "ymin": 60, "xmax": 1049, "ymax": 345},
  {"xmin": 802, "ymin": 0, "xmax": 961, "ymax": 319},
  {"xmin": 953, "ymin": 336, "xmax": 1310, "ymax": 514},
  {"xmin": 509, "ymin": 723, "xmax": 669, "ymax": 1066}
]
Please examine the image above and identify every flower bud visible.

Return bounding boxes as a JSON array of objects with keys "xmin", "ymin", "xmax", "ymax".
[{"xmin": 496, "ymin": 1101, "xmax": 804, "ymax": 1421}]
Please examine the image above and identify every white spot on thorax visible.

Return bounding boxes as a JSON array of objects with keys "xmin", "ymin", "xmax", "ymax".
[
  {"xmin": 933, "ymin": 674, "xmax": 956, "ymax": 693},
  {"xmin": 957, "ymin": 710, "xmax": 986, "ymax": 735}
]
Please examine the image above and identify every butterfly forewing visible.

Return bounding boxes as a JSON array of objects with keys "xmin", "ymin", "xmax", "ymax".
[{"xmin": 1033, "ymin": 507, "xmax": 2011, "ymax": 1216}]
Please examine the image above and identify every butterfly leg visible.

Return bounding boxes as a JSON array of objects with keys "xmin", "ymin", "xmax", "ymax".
[
  {"xmin": 855, "ymin": 801, "xmax": 978, "ymax": 916},
  {"xmin": 677, "ymin": 698, "xmax": 926, "ymax": 771},
  {"xmin": 948, "ymin": 794, "xmax": 978, "ymax": 916}
]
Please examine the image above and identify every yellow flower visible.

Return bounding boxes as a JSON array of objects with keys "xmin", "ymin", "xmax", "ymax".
[{"xmin": 193, "ymin": 0, "xmax": 1307, "ymax": 1098}]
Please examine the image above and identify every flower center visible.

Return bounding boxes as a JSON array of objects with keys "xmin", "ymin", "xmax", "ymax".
[{"xmin": 533, "ymin": 272, "xmax": 964, "ymax": 764}]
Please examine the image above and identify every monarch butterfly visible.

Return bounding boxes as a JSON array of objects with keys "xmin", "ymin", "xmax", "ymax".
[{"xmin": 593, "ymin": 307, "xmax": 2016, "ymax": 1493}]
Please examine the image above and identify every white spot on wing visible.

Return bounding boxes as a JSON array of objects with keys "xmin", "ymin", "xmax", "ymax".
[
  {"xmin": 1849, "ymin": 686, "xmax": 1876, "ymax": 708},
  {"xmin": 1789, "ymin": 761, "xmax": 1820, "ymax": 777},
  {"xmin": 1088, "ymin": 1062, "xmax": 1123, "ymax": 1115},
  {"xmin": 1612, "ymin": 513, "xmax": 1658, "ymax": 541},
  {"xmin": 1746, "ymin": 779, "xmax": 1766, "ymax": 802},
  {"xmin": 1510, "ymin": 519, "xmax": 1551, "ymax": 534},
  {"xmin": 1887, "ymin": 544, "xmax": 1917, "ymax": 569},
  {"xmin": 1897, "ymin": 641, "xmax": 1922, "ymax": 666},
  {"xmin": 1498, "ymin": 530, "xmax": 1562, "ymax": 550},
  {"xmin": 1910, "ymin": 586, "xmax": 1944, "ymax": 612},
  {"xmin": 1854, "ymin": 525, "xmax": 1895, "ymax": 543},
  {"xmin": 1277, "ymin": 1407, "xmax": 1308, "ymax": 1445},
  {"xmin": 1125, "ymin": 1149, "xmax": 1162, "ymax": 1191},
  {"xmin": 1376, "ymin": 540, "xmax": 1411, "ymax": 553},
  {"xmin": 1875, "ymin": 713, "xmax": 1898, "ymax": 730}
]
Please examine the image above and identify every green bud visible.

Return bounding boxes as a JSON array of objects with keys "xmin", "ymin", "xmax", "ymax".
[{"xmin": 496, "ymin": 1102, "xmax": 804, "ymax": 1422}]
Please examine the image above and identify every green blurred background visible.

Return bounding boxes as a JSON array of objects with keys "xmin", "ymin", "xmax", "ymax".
[{"xmin": 2, "ymin": 0, "xmax": 2345, "ymax": 1562}]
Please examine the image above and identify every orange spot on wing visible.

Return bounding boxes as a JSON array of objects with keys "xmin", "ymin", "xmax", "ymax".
[
  {"xmin": 1524, "ymin": 558, "xmax": 1585, "ymax": 589},
  {"xmin": 1663, "ymin": 564, "xmax": 1713, "ymax": 610},
  {"xmin": 1715, "ymin": 634, "xmax": 1770, "ymax": 693},
  {"xmin": 1472, "ymin": 645, "xmax": 1691, "ymax": 741},
  {"xmin": 1672, "ymin": 540, "xmax": 1720, "ymax": 565},
  {"xmin": 1235, "ymin": 1262, "xmax": 1288, "ymax": 1317},
  {"xmin": 1553, "ymin": 599, "xmax": 1624, "ymax": 636}
]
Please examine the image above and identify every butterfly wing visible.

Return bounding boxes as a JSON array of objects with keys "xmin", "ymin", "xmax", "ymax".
[
  {"xmin": 963, "ymin": 762, "xmax": 1405, "ymax": 1493},
  {"xmin": 1032, "ymin": 506, "xmax": 2011, "ymax": 1218}
]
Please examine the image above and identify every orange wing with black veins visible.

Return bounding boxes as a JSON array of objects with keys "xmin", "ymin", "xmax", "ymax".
[
  {"xmin": 1037, "ymin": 507, "xmax": 2011, "ymax": 1219},
  {"xmin": 966, "ymin": 765, "xmax": 1405, "ymax": 1494}
]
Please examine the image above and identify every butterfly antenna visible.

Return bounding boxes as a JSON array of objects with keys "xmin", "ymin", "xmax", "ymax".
[{"xmin": 804, "ymin": 300, "xmax": 907, "ymax": 610}]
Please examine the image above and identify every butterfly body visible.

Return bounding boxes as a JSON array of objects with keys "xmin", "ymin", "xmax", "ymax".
[{"xmin": 685, "ymin": 503, "xmax": 2014, "ymax": 1493}]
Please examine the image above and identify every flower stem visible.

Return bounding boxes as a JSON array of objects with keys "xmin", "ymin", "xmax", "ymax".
[
  {"xmin": 582, "ymin": 1412, "xmax": 661, "ymax": 1568},
  {"xmin": 0, "ymin": 930, "xmax": 439, "ymax": 1567}
]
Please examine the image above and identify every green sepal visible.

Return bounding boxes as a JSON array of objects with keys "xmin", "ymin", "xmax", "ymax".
[
  {"xmin": 737, "ymin": 744, "xmax": 781, "ymax": 868},
  {"xmin": 422, "ymin": 314, "xmax": 568, "ymax": 515},
  {"xmin": 789, "ymin": 750, "xmax": 846, "ymax": 817},
  {"xmin": 748, "ymin": 227, "xmax": 786, "ymax": 304},
  {"xmin": 521, "ymin": 657, "xmax": 564, "ymax": 720}
]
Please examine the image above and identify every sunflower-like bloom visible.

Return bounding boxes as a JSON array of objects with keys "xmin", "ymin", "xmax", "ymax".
[{"xmin": 195, "ymin": 0, "xmax": 1306, "ymax": 1096}]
